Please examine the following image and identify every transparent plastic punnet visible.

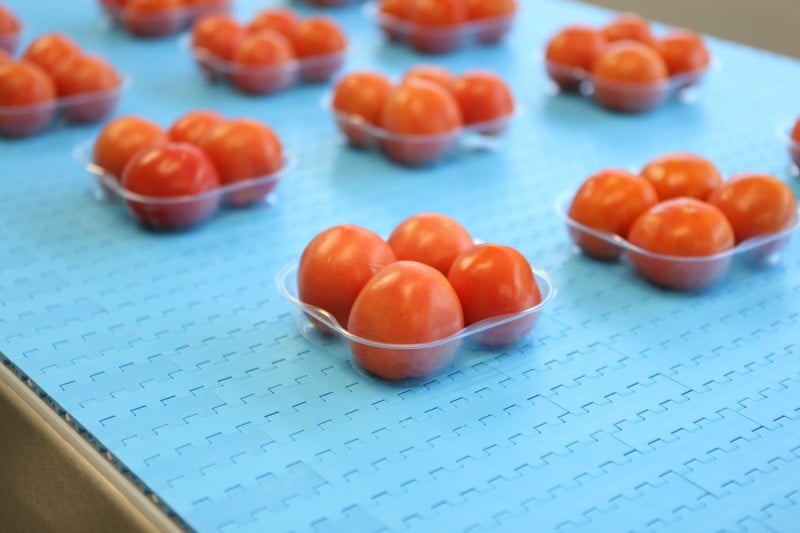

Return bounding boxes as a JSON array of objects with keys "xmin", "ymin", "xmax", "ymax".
[
  {"xmin": 307, "ymin": 0, "xmax": 361, "ymax": 6},
  {"xmin": 0, "ymin": 29, "xmax": 20, "ymax": 53},
  {"xmin": 98, "ymin": 0, "xmax": 231, "ymax": 38},
  {"xmin": 276, "ymin": 261, "xmax": 556, "ymax": 382},
  {"xmin": 555, "ymin": 192, "xmax": 800, "ymax": 290},
  {"xmin": 780, "ymin": 121, "xmax": 800, "ymax": 173}
]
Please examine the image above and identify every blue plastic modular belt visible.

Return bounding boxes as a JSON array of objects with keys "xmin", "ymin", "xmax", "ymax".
[{"xmin": 2, "ymin": 0, "xmax": 799, "ymax": 531}]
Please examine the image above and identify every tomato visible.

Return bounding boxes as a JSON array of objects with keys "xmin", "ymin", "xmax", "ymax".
[
  {"xmin": 591, "ymin": 40, "xmax": 669, "ymax": 112},
  {"xmin": 379, "ymin": 78, "xmax": 463, "ymax": 166},
  {"xmin": 378, "ymin": 0, "xmax": 411, "ymax": 40},
  {"xmin": 121, "ymin": 143, "xmax": 221, "ymax": 230},
  {"xmin": 0, "ymin": 49, "xmax": 12, "ymax": 64},
  {"xmin": 408, "ymin": 0, "xmax": 466, "ymax": 54},
  {"xmin": 544, "ymin": 25, "xmax": 606, "ymax": 91},
  {"xmin": 331, "ymin": 71, "xmax": 394, "ymax": 148},
  {"xmin": 464, "ymin": 0, "xmax": 516, "ymax": 43},
  {"xmin": 388, "ymin": 213, "xmax": 473, "ymax": 275},
  {"xmin": 707, "ymin": 174, "xmax": 798, "ymax": 243},
  {"xmin": 231, "ymin": 31, "xmax": 295, "ymax": 95},
  {"xmin": 402, "ymin": 64, "xmax": 455, "ymax": 90},
  {"xmin": 290, "ymin": 17, "xmax": 347, "ymax": 82},
  {"xmin": 199, "ymin": 118, "xmax": 284, "ymax": 206},
  {"xmin": 123, "ymin": 0, "xmax": 185, "ymax": 38},
  {"xmin": 792, "ymin": 117, "xmax": 800, "ymax": 143},
  {"xmin": 627, "ymin": 198, "xmax": 735, "ymax": 290},
  {"xmin": 0, "ymin": 61, "xmax": 57, "ymax": 138},
  {"xmin": 567, "ymin": 169, "xmax": 659, "ymax": 259},
  {"xmin": 601, "ymin": 13, "xmax": 655, "ymax": 46},
  {"xmin": 347, "ymin": 261, "xmax": 464, "ymax": 381},
  {"xmin": 22, "ymin": 33, "xmax": 82, "ymax": 76},
  {"xmin": 640, "ymin": 152, "xmax": 723, "ymax": 201},
  {"xmin": 185, "ymin": 0, "xmax": 230, "ymax": 19},
  {"xmin": 247, "ymin": 8, "xmax": 298, "ymax": 39},
  {"xmin": 791, "ymin": 118, "xmax": 800, "ymax": 169},
  {"xmin": 450, "ymin": 70, "xmax": 514, "ymax": 134},
  {"xmin": 298, "ymin": 224, "xmax": 396, "ymax": 331},
  {"xmin": 51, "ymin": 54, "xmax": 121, "ymax": 123},
  {"xmin": 191, "ymin": 14, "xmax": 245, "ymax": 77},
  {"xmin": 167, "ymin": 109, "xmax": 224, "ymax": 146},
  {"xmin": 93, "ymin": 115, "xmax": 168, "ymax": 179},
  {"xmin": 656, "ymin": 30, "xmax": 710, "ymax": 83},
  {"xmin": 307, "ymin": 0, "xmax": 349, "ymax": 6},
  {"xmin": 448, "ymin": 243, "xmax": 541, "ymax": 346},
  {"xmin": 0, "ymin": 5, "xmax": 20, "ymax": 53}
]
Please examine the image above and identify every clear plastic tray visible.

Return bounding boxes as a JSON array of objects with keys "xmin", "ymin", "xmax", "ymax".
[
  {"xmin": 74, "ymin": 140, "xmax": 289, "ymax": 231},
  {"xmin": 307, "ymin": 0, "xmax": 361, "ymax": 6},
  {"xmin": 99, "ymin": 0, "xmax": 231, "ymax": 38},
  {"xmin": 275, "ymin": 261, "xmax": 556, "ymax": 382},
  {"xmin": 0, "ymin": 30, "xmax": 20, "ymax": 53},
  {"xmin": 780, "ymin": 122, "xmax": 800, "ymax": 173},
  {"xmin": 555, "ymin": 192, "xmax": 799, "ymax": 290}
]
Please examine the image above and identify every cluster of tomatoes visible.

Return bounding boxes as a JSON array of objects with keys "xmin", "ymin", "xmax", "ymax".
[
  {"xmin": 293, "ymin": 213, "xmax": 547, "ymax": 381},
  {"xmin": 90, "ymin": 111, "xmax": 285, "ymax": 230},
  {"xmin": 98, "ymin": 0, "xmax": 230, "ymax": 38},
  {"xmin": 332, "ymin": 65, "xmax": 514, "ymax": 166},
  {"xmin": 0, "ymin": 33, "xmax": 122, "ymax": 137},
  {"xmin": 377, "ymin": 0, "xmax": 517, "ymax": 54},
  {"xmin": 545, "ymin": 13, "xmax": 711, "ymax": 113},
  {"xmin": 190, "ymin": 9, "xmax": 347, "ymax": 95},
  {"xmin": 566, "ymin": 153, "xmax": 798, "ymax": 290},
  {"xmin": 789, "ymin": 116, "xmax": 800, "ymax": 170},
  {"xmin": 0, "ymin": 4, "xmax": 20, "ymax": 54}
]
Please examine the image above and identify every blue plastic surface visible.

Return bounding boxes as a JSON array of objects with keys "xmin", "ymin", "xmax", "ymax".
[{"xmin": 2, "ymin": 0, "xmax": 800, "ymax": 531}]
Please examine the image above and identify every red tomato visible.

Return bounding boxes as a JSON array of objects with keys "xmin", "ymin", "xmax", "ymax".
[
  {"xmin": 601, "ymin": 13, "xmax": 655, "ymax": 46},
  {"xmin": 627, "ymin": 198, "xmax": 735, "ymax": 290},
  {"xmin": 121, "ymin": 143, "xmax": 221, "ymax": 230},
  {"xmin": 52, "ymin": 54, "xmax": 122, "ymax": 123},
  {"xmin": 378, "ymin": 0, "xmax": 411, "ymax": 40},
  {"xmin": 167, "ymin": 109, "xmax": 224, "ymax": 146},
  {"xmin": 22, "ymin": 33, "xmax": 82, "ymax": 76},
  {"xmin": 0, "ymin": 61, "xmax": 57, "ymax": 138},
  {"xmin": 388, "ymin": 212, "xmax": 473, "ymax": 275},
  {"xmin": 199, "ymin": 118, "xmax": 284, "ymax": 206},
  {"xmin": 348, "ymin": 261, "xmax": 464, "ymax": 381},
  {"xmin": 591, "ymin": 40, "xmax": 669, "ymax": 112},
  {"xmin": 567, "ymin": 168, "xmax": 659, "ymax": 259},
  {"xmin": 707, "ymin": 174, "xmax": 798, "ymax": 243},
  {"xmin": 464, "ymin": 0, "xmax": 516, "ymax": 43},
  {"xmin": 290, "ymin": 17, "xmax": 347, "ymax": 82},
  {"xmin": 123, "ymin": 0, "xmax": 186, "ymax": 38},
  {"xmin": 247, "ymin": 8, "xmax": 298, "ymax": 40},
  {"xmin": 656, "ymin": 30, "xmax": 710, "ymax": 82},
  {"xmin": 408, "ymin": 0, "xmax": 466, "ymax": 54},
  {"xmin": 331, "ymin": 71, "xmax": 395, "ymax": 148},
  {"xmin": 231, "ymin": 31, "xmax": 295, "ymax": 95},
  {"xmin": 640, "ymin": 152, "xmax": 723, "ymax": 201},
  {"xmin": 298, "ymin": 224, "xmax": 396, "ymax": 330},
  {"xmin": 93, "ymin": 115, "xmax": 168, "ymax": 179},
  {"xmin": 448, "ymin": 243, "xmax": 541, "ymax": 346},
  {"xmin": 792, "ymin": 117, "xmax": 800, "ymax": 143},
  {"xmin": 0, "ymin": 5, "xmax": 20, "ymax": 53},
  {"xmin": 0, "ymin": 49, "xmax": 10, "ymax": 64},
  {"xmin": 450, "ymin": 70, "xmax": 514, "ymax": 134},
  {"xmin": 402, "ymin": 64, "xmax": 455, "ymax": 90},
  {"xmin": 379, "ymin": 78, "xmax": 463, "ymax": 166},
  {"xmin": 544, "ymin": 25, "xmax": 606, "ymax": 91},
  {"xmin": 191, "ymin": 14, "xmax": 245, "ymax": 77}
]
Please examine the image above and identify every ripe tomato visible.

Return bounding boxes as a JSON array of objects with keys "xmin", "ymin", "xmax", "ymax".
[
  {"xmin": 448, "ymin": 243, "xmax": 541, "ymax": 347},
  {"xmin": 640, "ymin": 152, "xmax": 723, "ymax": 201},
  {"xmin": 378, "ymin": 0, "xmax": 411, "ymax": 40},
  {"xmin": 0, "ymin": 49, "xmax": 11, "ymax": 64},
  {"xmin": 601, "ymin": 13, "xmax": 655, "ymax": 46},
  {"xmin": 347, "ymin": 261, "xmax": 464, "ymax": 381},
  {"xmin": 464, "ymin": 0, "xmax": 516, "ymax": 43},
  {"xmin": 22, "ymin": 33, "xmax": 82, "ymax": 76},
  {"xmin": 167, "ymin": 109, "xmax": 224, "ymax": 146},
  {"xmin": 591, "ymin": 40, "xmax": 669, "ymax": 112},
  {"xmin": 290, "ymin": 17, "xmax": 347, "ymax": 82},
  {"xmin": 388, "ymin": 213, "xmax": 473, "ymax": 275},
  {"xmin": 408, "ymin": 0, "xmax": 466, "ymax": 54},
  {"xmin": 93, "ymin": 115, "xmax": 168, "ymax": 179},
  {"xmin": 0, "ymin": 61, "xmax": 57, "ymax": 138},
  {"xmin": 450, "ymin": 70, "xmax": 514, "ymax": 134},
  {"xmin": 567, "ymin": 168, "xmax": 659, "ymax": 259},
  {"xmin": 707, "ymin": 174, "xmax": 798, "ymax": 243},
  {"xmin": 247, "ymin": 8, "xmax": 298, "ymax": 40},
  {"xmin": 402, "ymin": 64, "xmax": 455, "ymax": 90},
  {"xmin": 191, "ymin": 14, "xmax": 245, "ymax": 77},
  {"xmin": 627, "ymin": 198, "xmax": 735, "ymax": 290},
  {"xmin": 792, "ymin": 117, "xmax": 800, "ymax": 143},
  {"xmin": 656, "ymin": 30, "xmax": 710, "ymax": 83},
  {"xmin": 123, "ymin": 0, "xmax": 185, "ymax": 38},
  {"xmin": 52, "ymin": 54, "xmax": 122, "ymax": 123},
  {"xmin": 379, "ymin": 78, "xmax": 463, "ymax": 166},
  {"xmin": 544, "ymin": 25, "xmax": 606, "ymax": 91},
  {"xmin": 231, "ymin": 31, "xmax": 295, "ymax": 95},
  {"xmin": 298, "ymin": 224, "xmax": 396, "ymax": 331},
  {"xmin": 121, "ymin": 143, "xmax": 221, "ymax": 230},
  {"xmin": 199, "ymin": 118, "xmax": 284, "ymax": 206},
  {"xmin": 0, "ymin": 5, "xmax": 20, "ymax": 53},
  {"xmin": 331, "ymin": 71, "xmax": 394, "ymax": 148}
]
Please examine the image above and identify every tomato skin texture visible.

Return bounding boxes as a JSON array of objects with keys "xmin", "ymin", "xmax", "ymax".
[
  {"xmin": 231, "ymin": 31, "xmax": 295, "ymax": 95},
  {"xmin": 167, "ymin": 109, "xmax": 224, "ymax": 146},
  {"xmin": 0, "ymin": 5, "xmax": 20, "ymax": 42},
  {"xmin": 792, "ymin": 118, "xmax": 800, "ymax": 143},
  {"xmin": 0, "ymin": 49, "xmax": 11, "ymax": 64},
  {"xmin": 568, "ymin": 169, "xmax": 659, "ymax": 259},
  {"xmin": 464, "ymin": 0, "xmax": 515, "ymax": 43},
  {"xmin": 121, "ymin": 142, "xmax": 222, "ymax": 230},
  {"xmin": 592, "ymin": 40, "xmax": 669, "ymax": 112},
  {"xmin": 388, "ymin": 213, "xmax": 473, "ymax": 275},
  {"xmin": 450, "ymin": 70, "xmax": 514, "ymax": 133},
  {"xmin": 378, "ymin": 0, "xmax": 411, "ymax": 40},
  {"xmin": 52, "ymin": 54, "xmax": 122, "ymax": 123},
  {"xmin": 627, "ymin": 198, "xmax": 735, "ymax": 290},
  {"xmin": 601, "ymin": 13, "xmax": 655, "ymax": 46},
  {"xmin": 298, "ymin": 224, "xmax": 396, "ymax": 330},
  {"xmin": 247, "ymin": 9, "xmax": 298, "ymax": 40},
  {"xmin": 93, "ymin": 115, "xmax": 168, "ymax": 179},
  {"xmin": 640, "ymin": 152, "xmax": 723, "ymax": 201},
  {"xmin": 347, "ymin": 261, "xmax": 464, "ymax": 381},
  {"xmin": 123, "ymin": 0, "xmax": 186, "ymax": 38},
  {"xmin": 545, "ymin": 25, "xmax": 606, "ymax": 91},
  {"xmin": 448, "ymin": 244, "xmax": 541, "ymax": 347},
  {"xmin": 332, "ymin": 71, "xmax": 394, "ymax": 148},
  {"xmin": 402, "ymin": 64, "xmax": 455, "ymax": 90},
  {"xmin": 290, "ymin": 17, "xmax": 347, "ymax": 82},
  {"xmin": 656, "ymin": 30, "xmax": 710, "ymax": 80},
  {"xmin": 408, "ymin": 0, "xmax": 466, "ymax": 54},
  {"xmin": 191, "ymin": 14, "xmax": 245, "ymax": 77},
  {"xmin": 0, "ymin": 61, "xmax": 57, "ymax": 138},
  {"xmin": 22, "ymin": 33, "xmax": 81, "ymax": 76}
]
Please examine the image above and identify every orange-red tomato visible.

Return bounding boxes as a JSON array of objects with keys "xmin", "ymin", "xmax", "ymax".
[
  {"xmin": 121, "ymin": 143, "xmax": 221, "ymax": 230},
  {"xmin": 93, "ymin": 115, "xmax": 168, "ymax": 179},
  {"xmin": 450, "ymin": 70, "xmax": 514, "ymax": 133},
  {"xmin": 448, "ymin": 243, "xmax": 541, "ymax": 346},
  {"xmin": 22, "ymin": 33, "xmax": 82, "ymax": 76},
  {"xmin": 402, "ymin": 64, "xmax": 455, "ymax": 90},
  {"xmin": 388, "ymin": 213, "xmax": 473, "ymax": 275},
  {"xmin": 640, "ymin": 152, "xmax": 723, "ymax": 201},
  {"xmin": 379, "ymin": 78, "xmax": 463, "ymax": 166},
  {"xmin": 298, "ymin": 224, "xmax": 396, "ymax": 330},
  {"xmin": 591, "ymin": 40, "xmax": 669, "ymax": 112},
  {"xmin": 191, "ymin": 14, "xmax": 246, "ymax": 66},
  {"xmin": 290, "ymin": 17, "xmax": 346, "ymax": 82},
  {"xmin": 408, "ymin": 0, "xmax": 466, "ymax": 54},
  {"xmin": 378, "ymin": 0, "xmax": 411, "ymax": 40},
  {"xmin": 567, "ymin": 168, "xmax": 659, "ymax": 259},
  {"xmin": 247, "ymin": 8, "xmax": 298, "ymax": 39},
  {"xmin": 0, "ymin": 5, "xmax": 20, "ymax": 53},
  {"xmin": 52, "ymin": 54, "xmax": 122, "ymax": 123},
  {"xmin": 627, "ymin": 198, "xmax": 735, "ymax": 290},
  {"xmin": 123, "ymin": 0, "xmax": 185, "ymax": 38},
  {"xmin": 200, "ymin": 118, "xmax": 284, "ymax": 206},
  {"xmin": 231, "ymin": 31, "xmax": 295, "ymax": 95},
  {"xmin": 168, "ymin": 109, "xmax": 224, "ymax": 146},
  {"xmin": 656, "ymin": 29, "xmax": 710, "ymax": 79},
  {"xmin": 331, "ymin": 71, "xmax": 394, "ymax": 148},
  {"xmin": 602, "ymin": 13, "xmax": 655, "ymax": 46},
  {"xmin": 792, "ymin": 117, "xmax": 800, "ymax": 143},
  {"xmin": 707, "ymin": 174, "xmax": 798, "ymax": 243},
  {"xmin": 544, "ymin": 25, "xmax": 606, "ymax": 91},
  {"xmin": 0, "ymin": 49, "xmax": 11, "ymax": 64},
  {"xmin": 0, "ymin": 61, "xmax": 57, "ymax": 138},
  {"xmin": 348, "ymin": 261, "xmax": 464, "ymax": 381},
  {"xmin": 464, "ymin": 0, "xmax": 516, "ymax": 43}
]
